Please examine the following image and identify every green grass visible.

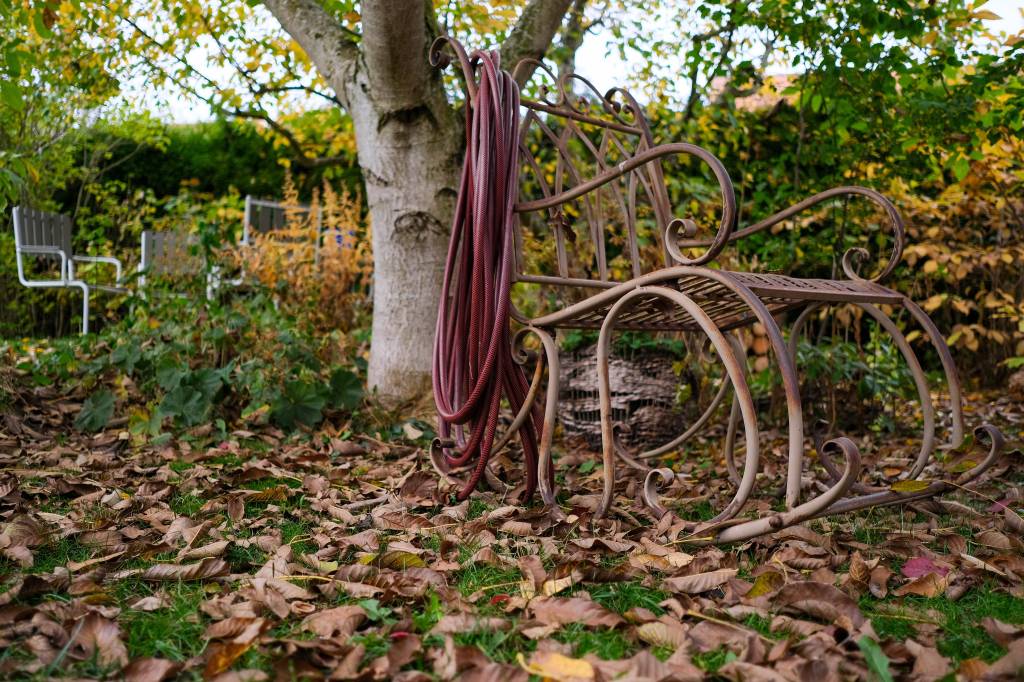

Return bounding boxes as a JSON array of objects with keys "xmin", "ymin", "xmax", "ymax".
[
  {"xmin": 453, "ymin": 627, "xmax": 534, "ymax": 663},
  {"xmin": 743, "ymin": 613, "xmax": 788, "ymax": 640},
  {"xmin": 120, "ymin": 582, "xmax": 210, "ymax": 660},
  {"xmin": 169, "ymin": 490, "xmax": 206, "ymax": 517},
  {"xmin": 677, "ymin": 499, "xmax": 716, "ymax": 522},
  {"xmin": 169, "ymin": 459, "xmax": 195, "ymax": 474},
  {"xmin": 280, "ymin": 518, "xmax": 316, "ymax": 555},
  {"xmin": 862, "ymin": 584, "xmax": 1024, "ymax": 663},
  {"xmin": 555, "ymin": 623, "xmax": 634, "ymax": 659},
  {"xmin": 28, "ymin": 535, "xmax": 92, "ymax": 575},
  {"xmin": 454, "ymin": 563, "xmax": 522, "ymax": 602},
  {"xmin": 586, "ymin": 581, "xmax": 667, "ymax": 615},
  {"xmin": 693, "ymin": 646, "xmax": 738, "ymax": 672},
  {"xmin": 467, "ymin": 498, "xmax": 490, "ymax": 520}
]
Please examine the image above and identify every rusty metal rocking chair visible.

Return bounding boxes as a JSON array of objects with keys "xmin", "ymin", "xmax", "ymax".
[{"xmin": 430, "ymin": 37, "xmax": 1006, "ymax": 544}]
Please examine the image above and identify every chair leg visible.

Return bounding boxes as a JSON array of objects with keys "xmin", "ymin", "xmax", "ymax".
[
  {"xmin": 73, "ymin": 282, "xmax": 90, "ymax": 335},
  {"xmin": 506, "ymin": 325, "xmax": 560, "ymax": 511},
  {"xmin": 789, "ymin": 303, "xmax": 937, "ymax": 487},
  {"xmin": 902, "ymin": 297, "xmax": 966, "ymax": 448},
  {"xmin": 595, "ymin": 286, "xmax": 760, "ymax": 521}
]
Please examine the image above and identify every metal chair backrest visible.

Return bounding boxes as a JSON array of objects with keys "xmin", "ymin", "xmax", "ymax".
[
  {"xmin": 13, "ymin": 207, "xmax": 74, "ymax": 264},
  {"xmin": 512, "ymin": 65, "xmax": 674, "ymax": 293},
  {"xmin": 243, "ymin": 196, "xmax": 321, "ymax": 244}
]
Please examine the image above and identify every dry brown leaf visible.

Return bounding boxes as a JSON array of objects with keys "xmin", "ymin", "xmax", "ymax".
[
  {"xmin": 894, "ymin": 572, "xmax": 947, "ymax": 598},
  {"xmin": 67, "ymin": 549, "xmax": 126, "ymax": 572},
  {"xmin": 664, "ymin": 568, "xmax": 737, "ymax": 595},
  {"xmin": 773, "ymin": 581, "xmax": 865, "ymax": 629},
  {"xmin": 122, "ymin": 657, "xmax": 181, "ymax": 682},
  {"xmin": 906, "ymin": 639, "xmax": 950, "ymax": 679},
  {"xmin": 987, "ymin": 638, "xmax": 1024, "ymax": 678},
  {"xmin": 519, "ymin": 650, "xmax": 595, "ymax": 681},
  {"xmin": 141, "ymin": 558, "xmax": 229, "ymax": 581},
  {"xmin": 869, "ymin": 565, "xmax": 892, "ymax": 598},
  {"xmin": 302, "ymin": 605, "xmax": 366, "ymax": 638},
  {"xmin": 430, "ymin": 613, "xmax": 511, "ymax": 634},
  {"xmin": 636, "ymin": 620, "xmax": 690, "ymax": 648},
  {"xmin": 745, "ymin": 570, "xmax": 785, "ymax": 600},
  {"xmin": 71, "ymin": 613, "xmax": 129, "ymax": 667},
  {"xmin": 530, "ymin": 596, "xmax": 624, "ymax": 627},
  {"xmin": 204, "ymin": 640, "xmax": 255, "ymax": 678},
  {"xmin": 179, "ymin": 540, "xmax": 230, "ymax": 561}
]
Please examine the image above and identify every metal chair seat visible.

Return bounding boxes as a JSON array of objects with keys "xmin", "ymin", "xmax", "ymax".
[{"xmin": 526, "ymin": 268, "xmax": 904, "ymax": 333}]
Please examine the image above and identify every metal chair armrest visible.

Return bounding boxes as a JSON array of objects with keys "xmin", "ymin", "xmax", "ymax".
[
  {"xmin": 71, "ymin": 255, "xmax": 124, "ymax": 284},
  {"xmin": 16, "ymin": 246, "xmax": 70, "ymax": 284},
  {"xmin": 675, "ymin": 185, "xmax": 905, "ymax": 283}
]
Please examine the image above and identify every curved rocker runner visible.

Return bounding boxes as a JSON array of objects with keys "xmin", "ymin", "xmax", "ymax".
[{"xmin": 430, "ymin": 36, "xmax": 1006, "ymax": 542}]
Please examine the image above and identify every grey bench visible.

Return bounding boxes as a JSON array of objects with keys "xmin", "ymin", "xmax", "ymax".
[
  {"xmin": 139, "ymin": 230, "xmax": 221, "ymax": 300},
  {"xmin": 12, "ymin": 206, "xmax": 126, "ymax": 334},
  {"xmin": 243, "ymin": 195, "xmax": 324, "ymax": 264}
]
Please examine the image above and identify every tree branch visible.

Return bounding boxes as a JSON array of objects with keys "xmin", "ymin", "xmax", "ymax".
[
  {"xmin": 262, "ymin": 0, "xmax": 360, "ymax": 110},
  {"xmin": 359, "ymin": 0, "xmax": 434, "ymax": 112},
  {"xmin": 501, "ymin": 0, "xmax": 576, "ymax": 87}
]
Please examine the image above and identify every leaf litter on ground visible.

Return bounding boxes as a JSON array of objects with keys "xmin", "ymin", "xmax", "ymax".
[{"xmin": 0, "ymin": 371, "xmax": 1023, "ymax": 680}]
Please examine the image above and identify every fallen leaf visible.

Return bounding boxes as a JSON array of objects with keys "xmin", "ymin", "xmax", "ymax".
[
  {"xmin": 664, "ymin": 568, "xmax": 737, "ymax": 595},
  {"xmin": 894, "ymin": 572, "xmax": 947, "ymax": 598},
  {"xmin": 901, "ymin": 556, "xmax": 949, "ymax": 579},
  {"xmin": 122, "ymin": 657, "xmax": 181, "ymax": 682},
  {"xmin": 302, "ymin": 606, "xmax": 366, "ymax": 638},
  {"xmin": 530, "ymin": 596, "xmax": 624, "ymax": 627},
  {"xmin": 519, "ymin": 650, "xmax": 595, "ymax": 681},
  {"xmin": 140, "ymin": 558, "xmax": 229, "ymax": 581},
  {"xmin": 774, "ymin": 582, "xmax": 865, "ymax": 629},
  {"xmin": 71, "ymin": 613, "xmax": 129, "ymax": 667},
  {"xmin": 890, "ymin": 480, "xmax": 932, "ymax": 493}
]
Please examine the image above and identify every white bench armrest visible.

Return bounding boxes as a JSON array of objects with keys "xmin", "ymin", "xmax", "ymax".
[{"xmin": 71, "ymin": 255, "xmax": 124, "ymax": 285}]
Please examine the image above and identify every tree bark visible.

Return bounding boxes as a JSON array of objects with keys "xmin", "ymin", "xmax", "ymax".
[{"xmin": 263, "ymin": 0, "xmax": 573, "ymax": 400}]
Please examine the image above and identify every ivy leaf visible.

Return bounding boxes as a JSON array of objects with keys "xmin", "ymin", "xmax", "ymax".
[{"xmin": 75, "ymin": 389, "xmax": 115, "ymax": 432}]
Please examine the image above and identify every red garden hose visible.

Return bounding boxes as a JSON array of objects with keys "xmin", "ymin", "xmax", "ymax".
[{"xmin": 432, "ymin": 49, "xmax": 542, "ymax": 501}]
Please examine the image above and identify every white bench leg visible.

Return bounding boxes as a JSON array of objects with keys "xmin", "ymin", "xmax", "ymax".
[{"xmin": 72, "ymin": 282, "xmax": 90, "ymax": 334}]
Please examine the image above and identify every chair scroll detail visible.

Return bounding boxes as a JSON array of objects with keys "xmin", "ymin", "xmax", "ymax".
[{"xmin": 429, "ymin": 36, "xmax": 1006, "ymax": 541}]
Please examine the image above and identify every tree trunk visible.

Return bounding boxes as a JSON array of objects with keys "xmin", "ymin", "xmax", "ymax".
[
  {"xmin": 263, "ymin": 0, "xmax": 574, "ymax": 399},
  {"xmin": 346, "ymin": 57, "xmax": 462, "ymax": 399}
]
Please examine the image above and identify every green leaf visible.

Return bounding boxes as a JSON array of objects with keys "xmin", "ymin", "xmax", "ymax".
[
  {"xmin": 75, "ymin": 389, "xmax": 115, "ymax": 432},
  {"xmin": 950, "ymin": 155, "xmax": 970, "ymax": 181},
  {"xmin": 0, "ymin": 81, "xmax": 24, "ymax": 112},
  {"xmin": 328, "ymin": 368, "xmax": 363, "ymax": 410},
  {"xmin": 31, "ymin": 10, "xmax": 54, "ymax": 39},
  {"xmin": 110, "ymin": 341, "xmax": 142, "ymax": 374},
  {"xmin": 159, "ymin": 386, "xmax": 209, "ymax": 426},
  {"xmin": 156, "ymin": 361, "xmax": 188, "ymax": 391},
  {"xmin": 857, "ymin": 637, "xmax": 894, "ymax": 682},
  {"xmin": 358, "ymin": 599, "xmax": 392, "ymax": 622},
  {"xmin": 271, "ymin": 380, "xmax": 327, "ymax": 428}
]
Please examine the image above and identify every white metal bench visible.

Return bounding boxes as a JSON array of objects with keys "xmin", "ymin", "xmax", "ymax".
[
  {"xmin": 243, "ymin": 195, "xmax": 324, "ymax": 264},
  {"xmin": 138, "ymin": 229, "xmax": 236, "ymax": 301},
  {"xmin": 12, "ymin": 206, "xmax": 126, "ymax": 334}
]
